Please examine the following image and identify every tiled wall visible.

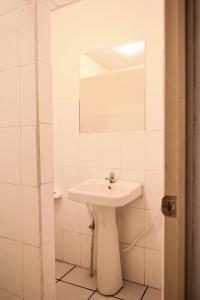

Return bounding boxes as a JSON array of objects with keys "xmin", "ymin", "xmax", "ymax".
[
  {"xmin": 0, "ymin": 1, "xmax": 55, "ymax": 299},
  {"xmin": 52, "ymin": 0, "xmax": 164, "ymax": 290}
]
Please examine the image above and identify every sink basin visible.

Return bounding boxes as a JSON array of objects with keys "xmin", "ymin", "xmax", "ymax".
[
  {"xmin": 68, "ymin": 178, "xmax": 143, "ymax": 296},
  {"xmin": 68, "ymin": 178, "xmax": 142, "ymax": 207}
]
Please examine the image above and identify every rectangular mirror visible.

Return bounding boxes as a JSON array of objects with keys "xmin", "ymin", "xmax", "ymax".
[{"xmin": 79, "ymin": 40, "xmax": 145, "ymax": 133}]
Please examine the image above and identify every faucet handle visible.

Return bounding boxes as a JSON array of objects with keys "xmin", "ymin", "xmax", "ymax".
[{"xmin": 109, "ymin": 172, "xmax": 115, "ymax": 179}]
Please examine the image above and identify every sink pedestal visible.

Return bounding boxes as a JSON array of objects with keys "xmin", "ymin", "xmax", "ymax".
[{"xmin": 93, "ymin": 206, "xmax": 123, "ymax": 296}]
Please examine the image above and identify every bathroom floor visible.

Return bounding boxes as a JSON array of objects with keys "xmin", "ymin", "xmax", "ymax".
[{"xmin": 55, "ymin": 261, "xmax": 161, "ymax": 300}]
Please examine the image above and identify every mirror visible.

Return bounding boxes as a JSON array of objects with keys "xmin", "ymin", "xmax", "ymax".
[{"xmin": 79, "ymin": 40, "xmax": 145, "ymax": 133}]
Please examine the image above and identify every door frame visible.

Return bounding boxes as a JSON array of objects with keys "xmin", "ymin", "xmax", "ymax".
[{"xmin": 164, "ymin": 0, "xmax": 185, "ymax": 299}]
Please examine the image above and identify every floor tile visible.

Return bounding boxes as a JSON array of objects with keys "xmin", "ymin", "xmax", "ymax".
[
  {"xmin": 143, "ymin": 287, "xmax": 162, "ymax": 300},
  {"xmin": 89, "ymin": 292, "xmax": 117, "ymax": 300},
  {"xmin": 56, "ymin": 281, "xmax": 93, "ymax": 300},
  {"xmin": 55, "ymin": 260, "xmax": 74, "ymax": 279},
  {"xmin": 62, "ymin": 267, "xmax": 97, "ymax": 290},
  {"xmin": 116, "ymin": 281, "xmax": 146, "ymax": 300}
]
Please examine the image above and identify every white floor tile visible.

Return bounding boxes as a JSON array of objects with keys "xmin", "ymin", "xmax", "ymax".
[
  {"xmin": 55, "ymin": 261, "xmax": 74, "ymax": 280},
  {"xmin": 62, "ymin": 267, "xmax": 97, "ymax": 290},
  {"xmin": 143, "ymin": 287, "xmax": 162, "ymax": 300},
  {"xmin": 116, "ymin": 281, "xmax": 146, "ymax": 300},
  {"xmin": 89, "ymin": 292, "xmax": 116, "ymax": 300},
  {"xmin": 56, "ymin": 281, "xmax": 93, "ymax": 300}
]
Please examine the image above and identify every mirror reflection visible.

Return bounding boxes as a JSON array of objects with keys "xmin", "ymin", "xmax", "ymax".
[{"xmin": 80, "ymin": 40, "xmax": 145, "ymax": 133}]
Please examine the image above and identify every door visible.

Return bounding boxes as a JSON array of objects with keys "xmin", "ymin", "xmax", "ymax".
[{"xmin": 164, "ymin": 0, "xmax": 185, "ymax": 299}]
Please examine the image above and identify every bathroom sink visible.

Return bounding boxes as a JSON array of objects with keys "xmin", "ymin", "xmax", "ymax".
[
  {"xmin": 68, "ymin": 177, "xmax": 143, "ymax": 296},
  {"xmin": 68, "ymin": 178, "xmax": 142, "ymax": 207}
]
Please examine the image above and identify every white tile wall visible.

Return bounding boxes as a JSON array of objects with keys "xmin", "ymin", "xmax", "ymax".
[
  {"xmin": 121, "ymin": 245, "xmax": 145, "ymax": 285},
  {"xmin": 121, "ymin": 132, "xmax": 145, "ymax": 170},
  {"xmin": 22, "ymin": 245, "xmax": 42, "ymax": 300},
  {"xmin": 19, "ymin": 3, "xmax": 35, "ymax": 66},
  {"xmin": 0, "ymin": 184, "xmax": 21, "ymax": 241},
  {"xmin": 0, "ymin": 1, "xmax": 55, "ymax": 298},
  {"xmin": 0, "ymin": 128, "xmax": 20, "ymax": 184},
  {"xmin": 63, "ymin": 231, "xmax": 81, "ymax": 265},
  {"xmin": 0, "ymin": 238, "xmax": 23, "ymax": 297},
  {"xmin": 38, "ymin": 62, "xmax": 53, "ymax": 123},
  {"xmin": 0, "ymin": 69, "xmax": 20, "ymax": 127},
  {"xmin": 22, "ymin": 186, "xmax": 40, "ymax": 246},
  {"xmin": 40, "ymin": 124, "xmax": 54, "ymax": 183},
  {"xmin": 0, "ymin": 11, "xmax": 19, "ymax": 71},
  {"xmin": 145, "ymin": 249, "xmax": 162, "ymax": 289},
  {"xmin": 21, "ymin": 126, "xmax": 37, "ymax": 186},
  {"xmin": 20, "ymin": 65, "xmax": 36, "ymax": 125}
]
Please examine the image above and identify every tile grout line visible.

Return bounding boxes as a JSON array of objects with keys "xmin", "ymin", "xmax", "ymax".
[
  {"xmin": 59, "ymin": 280, "xmax": 96, "ymax": 292},
  {"xmin": 140, "ymin": 286, "xmax": 148, "ymax": 299},
  {"xmin": 56, "ymin": 265, "xmax": 77, "ymax": 281},
  {"xmin": 87, "ymin": 290, "xmax": 96, "ymax": 300}
]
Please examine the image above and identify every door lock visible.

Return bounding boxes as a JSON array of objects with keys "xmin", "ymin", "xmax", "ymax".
[{"xmin": 161, "ymin": 195, "xmax": 177, "ymax": 217}]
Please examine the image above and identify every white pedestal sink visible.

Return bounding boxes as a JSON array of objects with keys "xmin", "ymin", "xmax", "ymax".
[{"xmin": 68, "ymin": 178, "xmax": 142, "ymax": 296}]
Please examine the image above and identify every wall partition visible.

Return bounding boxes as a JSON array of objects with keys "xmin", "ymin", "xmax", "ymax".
[{"xmin": 0, "ymin": 1, "xmax": 55, "ymax": 299}]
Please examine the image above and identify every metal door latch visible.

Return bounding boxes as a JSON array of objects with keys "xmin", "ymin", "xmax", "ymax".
[{"xmin": 161, "ymin": 195, "xmax": 177, "ymax": 217}]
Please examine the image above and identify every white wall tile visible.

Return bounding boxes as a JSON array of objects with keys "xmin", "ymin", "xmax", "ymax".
[
  {"xmin": 146, "ymin": 90, "xmax": 164, "ymax": 131},
  {"xmin": 98, "ymin": 168, "xmax": 121, "ymax": 180},
  {"xmin": 80, "ymin": 234, "xmax": 93, "ymax": 269},
  {"xmin": 144, "ymin": 170, "xmax": 164, "ymax": 210},
  {"xmin": 42, "ymin": 241, "xmax": 56, "ymax": 300},
  {"xmin": 41, "ymin": 183, "xmax": 54, "ymax": 243},
  {"xmin": 55, "ymin": 229, "xmax": 63, "ymax": 260},
  {"xmin": 62, "ymin": 134, "xmax": 79, "ymax": 166},
  {"xmin": 79, "ymin": 167, "xmax": 98, "ymax": 182},
  {"xmin": 37, "ymin": 1, "xmax": 51, "ymax": 64},
  {"xmin": 63, "ymin": 231, "xmax": 80, "ymax": 265},
  {"xmin": 99, "ymin": 133, "xmax": 121, "ymax": 169},
  {"xmin": 0, "ymin": 69, "xmax": 20, "ymax": 127},
  {"xmin": 20, "ymin": 65, "xmax": 36, "ymax": 125},
  {"xmin": 117, "ymin": 207, "xmax": 144, "ymax": 246},
  {"xmin": 19, "ymin": 3, "xmax": 34, "ymax": 66},
  {"xmin": 0, "ymin": 238, "xmax": 23, "ymax": 297},
  {"xmin": 79, "ymin": 134, "xmax": 100, "ymax": 167},
  {"xmin": 121, "ymin": 169, "xmax": 144, "ymax": 183},
  {"xmin": 79, "ymin": 203, "xmax": 93, "ymax": 235},
  {"xmin": 22, "ymin": 245, "xmax": 42, "ymax": 300},
  {"xmin": 121, "ymin": 245, "xmax": 144, "ymax": 285},
  {"xmin": 0, "ymin": 1, "xmax": 18, "ymax": 15},
  {"xmin": 121, "ymin": 132, "xmax": 145, "ymax": 170},
  {"xmin": 0, "ymin": 184, "xmax": 21, "ymax": 241},
  {"xmin": 61, "ymin": 166, "xmax": 79, "ymax": 191},
  {"xmin": 54, "ymin": 198, "xmax": 62, "ymax": 229},
  {"xmin": 144, "ymin": 210, "xmax": 163, "ymax": 250},
  {"xmin": 21, "ymin": 126, "xmax": 37, "ymax": 186},
  {"xmin": 38, "ymin": 62, "xmax": 53, "ymax": 123},
  {"xmin": 0, "ymin": 11, "xmax": 18, "ymax": 71},
  {"xmin": 61, "ymin": 101, "xmax": 79, "ymax": 136},
  {"xmin": 146, "ymin": 43, "xmax": 164, "ymax": 92},
  {"xmin": 62, "ymin": 198, "xmax": 79, "ymax": 232},
  {"xmin": 40, "ymin": 124, "xmax": 54, "ymax": 183},
  {"xmin": 22, "ymin": 186, "xmax": 40, "ymax": 246},
  {"xmin": 145, "ymin": 249, "xmax": 162, "ymax": 289},
  {"xmin": 0, "ymin": 128, "xmax": 20, "ymax": 184},
  {"xmin": 145, "ymin": 131, "xmax": 164, "ymax": 170}
]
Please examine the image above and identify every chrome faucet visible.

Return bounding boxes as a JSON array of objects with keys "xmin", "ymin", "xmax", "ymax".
[{"xmin": 105, "ymin": 172, "xmax": 117, "ymax": 184}]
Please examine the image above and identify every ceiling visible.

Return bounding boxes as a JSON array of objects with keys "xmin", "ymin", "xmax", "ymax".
[
  {"xmin": 87, "ymin": 41, "xmax": 145, "ymax": 71},
  {"xmin": 49, "ymin": 0, "xmax": 82, "ymax": 9}
]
